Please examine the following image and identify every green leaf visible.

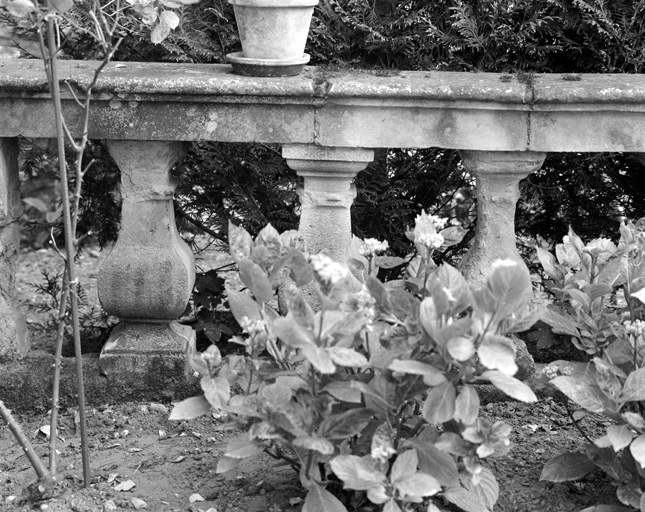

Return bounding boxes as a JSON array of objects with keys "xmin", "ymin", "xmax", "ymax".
[
  {"xmin": 289, "ymin": 250, "xmax": 314, "ymax": 287},
  {"xmin": 541, "ymin": 308, "xmax": 580, "ymax": 338},
  {"xmin": 422, "ymin": 382, "xmax": 456, "ymax": 424},
  {"xmin": 303, "ymin": 484, "xmax": 348, "ymax": 512},
  {"xmin": 536, "ymin": 247, "xmax": 561, "ymax": 280},
  {"xmin": 388, "ymin": 359, "xmax": 446, "ymax": 386},
  {"xmin": 366, "ymin": 276, "xmax": 392, "ymax": 314},
  {"xmin": 479, "ymin": 370, "xmax": 537, "ymax": 403},
  {"xmin": 454, "ymin": 385, "xmax": 479, "ymax": 425},
  {"xmin": 384, "ymin": 500, "xmax": 403, "ymax": 512},
  {"xmin": 322, "ymin": 381, "xmax": 362, "ymax": 403},
  {"xmin": 443, "ymin": 486, "xmax": 488, "ymax": 512},
  {"xmin": 168, "ymin": 396, "xmax": 211, "ymax": 420},
  {"xmin": 621, "ymin": 368, "xmax": 645, "ymax": 402},
  {"xmin": 486, "ymin": 262, "xmax": 531, "ymax": 313},
  {"xmin": 391, "ymin": 449, "xmax": 417, "ymax": 483},
  {"xmin": 260, "ymin": 382, "xmax": 292, "ymax": 409},
  {"xmin": 224, "ymin": 433, "xmax": 264, "ymax": 459},
  {"xmin": 273, "ymin": 316, "xmax": 314, "ymax": 349},
  {"xmin": 201, "ymin": 376, "xmax": 230, "ymax": 411},
  {"xmin": 395, "ymin": 473, "xmax": 442, "ymax": 498},
  {"xmin": 216, "ymin": 455, "xmax": 242, "ymax": 474},
  {"xmin": 477, "ymin": 334, "xmax": 518, "ymax": 376},
  {"xmin": 587, "ymin": 283, "xmax": 613, "ymax": 303},
  {"xmin": 319, "ymin": 408, "xmax": 373, "ymax": 439},
  {"xmin": 327, "ymin": 347, "xmax": 369, "ymax": 368},
  {"xmin": 462, "ymin": 466, "xmax": 499, "ymax": 510},
  {"xmin": 617, "ymin": 483, "xmax": 641, "ymax": 509},
  {"xmin": 238, "ymin": 259, "xmax": 273, "ymax": 304},
  {"xmin": 419, "ymin": 297, "xmax": 438, "ymax": 337},
  {"xmin": 630, "ymin": 434, "xmax": 645, "ymax": 469},
  {"xmin": 440, "ymin": 225, "xmax": 466, "ymax": 247},
  {"xmin": 293, "ymin": 435, "xmax": 335, "ymax": 455},
  {"xmin": 6, "ymin": 0, "xmax": 36, "ymax": 18},
  {"xmin": 407, "ymin": 437, "xmax": 459, "ymax": 487},
  {"xmin": 329, "ymin": 455, "xmax": 385, "ymax": 491},
  {"xmin": 283, "ymin": 283, "xmax": 315, "ymax": 329},
  {"xmin": 580, "ymin": 507, "xmax": 635, "ymax": 512},
  {"xmin": 151, "ymin": 10, "xmax": 179, "ymax": 44},
  {"xmin": 550, "ymin": 375, "xmax": 606, "ymax": 413},
  {"xmin": 228, "ymin": 221, "xmax": 253, "ymax": 261},
  {"xmin": 607, "ymin": 425, "xmax": 635, "ymax": 452},
  {"xmin": 226, "ymin": 288, "xmax": 261, "ymax": 324},
  {"xmin": 302, "ymin": 345, "xmax": 336, "ymax": 374},
  {"xmin": 447, "ymin": 336, "xmax": 476, "ymax": 362},
  {"xmin": 539, "ymin": 452, "xmax": 596, "ymax": 482},
  {"xmin": 585, "ymin": 444, "xmax": 628, "ymax": 481},
  {"xmin": 374, "ymin": 256, "xmax": 407, "ymax": 269}
]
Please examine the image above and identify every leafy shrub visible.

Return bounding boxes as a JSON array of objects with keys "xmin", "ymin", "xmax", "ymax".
[
  {"xmin": 536, "ymin": 218, "xmax": 645, "ymax": 510},
  {"xmin": 170, "ymin": 213, "xmax": 540, "ymax": 512}
]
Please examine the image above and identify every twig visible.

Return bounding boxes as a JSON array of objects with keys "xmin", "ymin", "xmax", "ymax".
[
  {"xmin": 564, "ymin": 399, "xmax": 593, "ymax": 444},
  {"xmin": 49, "ymin": 271, "xmax": 71, "ymax": 476},
  {"xmin": 176, "ymin": 208, "xmax": 228, "ymax": 244},
  {"xmin": 0, "ymin": 401, "xmax": 54, "ymax": 487},
  {"xmin": 46, "ymin": 12, "xmax": 91, "ymax": 487}
]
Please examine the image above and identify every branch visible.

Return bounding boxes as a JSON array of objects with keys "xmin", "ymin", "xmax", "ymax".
[
  {"xmin": 176, "ymin": 208, "xmax": 228, "ymax": 244},
  {"xmin": 0, "ymin": 401, "xmax": 54, "ymax": 487}
]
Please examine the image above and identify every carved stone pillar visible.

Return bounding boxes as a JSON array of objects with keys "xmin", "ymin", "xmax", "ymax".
[
  {"xmin": 0, "ymin": 138, "xmax": 28, "ymax": 361},
  {"xmin": 98, "ymin": 140, "xmax": 195, "ymax": 382},
  {"xmin": 283, "ymin": 144, "xmax": 374, "ymax": 263},
  {"xmin": 459, "ymin": 150, "xmax": 546, "ymax": 288}
]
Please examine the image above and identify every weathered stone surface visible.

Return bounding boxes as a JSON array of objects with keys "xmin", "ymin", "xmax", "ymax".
[
  {"xmin": 4, "ymin": 61, "xmax": 645, "ymax": 153},
  {"xmin": 99, "ymin": 321, "xmax": 196, "ymax": 384},
  {"xmin": 98, "ymin": 140, "xmax": 195, "ymax": 319},
  {"xmin": 283, "ymin": 144, "xmax": 373, "ymax": 262},
  {"xmin": 0, "ymin": 137, "xmax": 28, "ymax": 361},
  {"xmin": 458, "ymin": 150, "xmax": 546, "ymax": 288},
  {"xmin": 0, "ymin": 351, "xmax": 199, "ymax": 412},
  {"xmin": 98, "ymin": 140, "xmax": 196, "ymax": 383}
]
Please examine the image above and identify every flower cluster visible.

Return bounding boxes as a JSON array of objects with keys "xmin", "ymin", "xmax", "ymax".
[
  {"xmin": 359, "ymin": 238, "xmax": 389, "ymax": 258},
  {"xmin": 310, "ymin": 253, "xmax": 350, "ymax": 285},
  {"xmin": 412, "ymin": 211, "xmax": 448, "ymax": 252}
]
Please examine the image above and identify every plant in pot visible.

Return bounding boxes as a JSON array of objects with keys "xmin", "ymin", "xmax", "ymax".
[{"xmin": 226, "ymin": 0, "xmax": 318, "ymax": 77}]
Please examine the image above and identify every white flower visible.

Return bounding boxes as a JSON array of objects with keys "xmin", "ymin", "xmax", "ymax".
[
  {"xmin": 310, "ymin": 253, "xmax": 350, "ymax": 285},
  {"xmin": 240, "ymin": 316, "xmax": 267, "ymax": 337},
  {"xmin": 359, "ymin": 238, "xmax": 389, "ymax": 257},
  {"xmin": 418, "ymin": 233, "xmax": 444, "ymax": 249},
  {"xmin": 625, "ymin": 319, "xmax": 645, "ymax": 338},
  {"xmin": 371, "ymin": 444, "xmax": 395, "ymax": 464}
]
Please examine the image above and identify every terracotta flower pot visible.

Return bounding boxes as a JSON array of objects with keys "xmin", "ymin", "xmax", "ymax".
[{"xmin": 226, "ymin": 0, "xmax": 319, "ymax": 77}]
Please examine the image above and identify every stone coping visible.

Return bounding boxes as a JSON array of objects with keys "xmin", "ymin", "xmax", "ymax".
[{"xmin": 2, "ymin": 59, "xmax": 645, "ymax": 150}]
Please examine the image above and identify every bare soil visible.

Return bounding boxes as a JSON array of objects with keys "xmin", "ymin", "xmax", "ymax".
[{"xmin": 0, "ymin": 248, "xmax": 624, "ymax": 512}]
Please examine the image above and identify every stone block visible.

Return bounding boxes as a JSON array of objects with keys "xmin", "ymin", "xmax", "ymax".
[{"xmin": 99, "ymin": 321, "xmax": 196, "ymax": 385}]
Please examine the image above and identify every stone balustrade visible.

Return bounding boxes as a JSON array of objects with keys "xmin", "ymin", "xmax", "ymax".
[{"xmin": 2, "ymin": 59, "xmax": 645, "ymax": 389}]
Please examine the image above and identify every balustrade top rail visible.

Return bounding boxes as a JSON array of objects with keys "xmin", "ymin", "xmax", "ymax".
[{"xmin": 1, "ymin": 59, "xmax": 645, "ymax": 152}]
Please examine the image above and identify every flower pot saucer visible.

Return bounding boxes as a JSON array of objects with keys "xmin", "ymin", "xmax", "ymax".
[{"xmin": 226, "ymin": 52, "xmax": 310, "ymax": 77}]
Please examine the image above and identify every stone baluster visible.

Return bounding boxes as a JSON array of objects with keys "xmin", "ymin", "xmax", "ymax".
[
  {"xmin": 98, "ymin": 140, "xmax": 195, "ymax": 382},
  {"xmin": 283, "ymin": 144, "xmax": 374, "ymax": 263},
  {"xmin": 0, "ymin": 137, "xmax": 28, "ymax": 361},
  {"xmin": 459, "ymin": 150, "xmax": 546, "ymax": 287}
]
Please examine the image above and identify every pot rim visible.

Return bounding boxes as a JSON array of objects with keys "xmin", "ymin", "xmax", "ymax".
[{"xmin": 228, "ymin": 0, "xmax": 318, "ymax": 7}]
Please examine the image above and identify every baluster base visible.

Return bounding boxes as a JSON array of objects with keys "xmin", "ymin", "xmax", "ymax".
[{"xmin": 99, "ymin": 321, "xmax": 196, "ymax": 386}]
